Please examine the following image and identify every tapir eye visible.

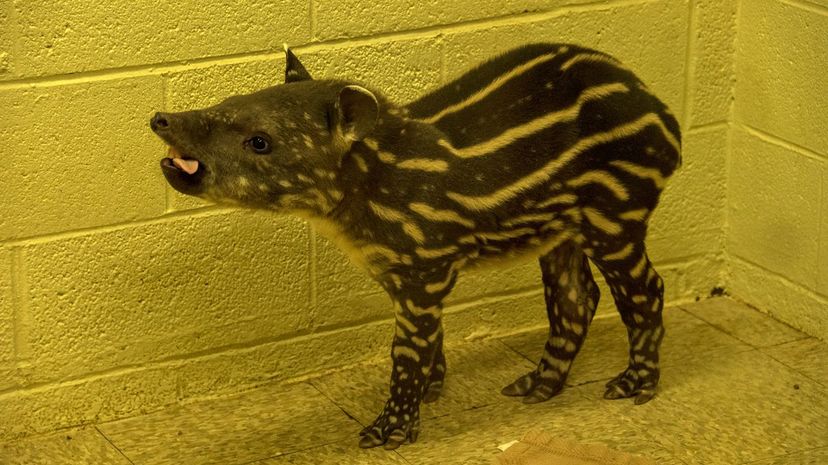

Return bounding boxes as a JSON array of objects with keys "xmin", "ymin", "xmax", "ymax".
[{"xmin": 246, "ymin": 134, "xmax": 272, "ymax": 154}]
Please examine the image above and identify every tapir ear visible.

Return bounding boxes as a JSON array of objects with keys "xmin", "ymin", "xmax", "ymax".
[
  {"xmin": 283, "ymin": 44, "xmax": 312, "ymax": 83},
  {"xmin": 336, "ymin": 85, "xmax": 378, "ymax": 141}
]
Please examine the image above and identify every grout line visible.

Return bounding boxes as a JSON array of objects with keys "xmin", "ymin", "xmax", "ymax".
[
  {"xmin": 677, "ymin": 304, "xmax": 762, "ymax": 350},
  {"xmin": 740, "ymin": 123, "xmax": 827, "ymax": 162},
  {"xmin": 758, "ymin": 345, "xmax": 828, "ymax": 389},
  {"xmin": 94, "ymin": 426, "xmax": 136, "ymax": 465},
  {"xmin": 235, "ymin": 438, "xmax": 354, "ymax": 465},
  {"xmin": 681, "ymin": 0, "xmax": 697, "ymax": 130},
  {"xmin": 307, "ymin": 380, "xmax": 367, "ymax": 427},
  {"xmin": 496, "ymin": 338, "xmax": 536, "ymax": 365},
  {"xmin": 0, "ymin": 0, "xmax": 645, "ymax": 91}
]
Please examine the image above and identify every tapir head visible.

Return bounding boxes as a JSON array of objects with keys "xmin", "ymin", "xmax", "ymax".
[{"xmin": 150, "ymin": 47, "xmax": 380, "ymax": 214}]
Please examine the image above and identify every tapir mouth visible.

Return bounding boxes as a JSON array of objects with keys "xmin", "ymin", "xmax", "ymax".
[
  {"xmin": 160, "ymin": 146, "xmax": 207, "ymax": 196},
  {"xmin": 162, "ymin": 146, "xmax": 201, "ymax": 174}
]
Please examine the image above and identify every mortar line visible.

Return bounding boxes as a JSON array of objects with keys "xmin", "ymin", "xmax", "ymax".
[
  {"xmin": 817, "ymin": 167, "xmax": 825, "ymax": 292},
  {"xmin": 308, "ymin": 226, "xmax": 318, "ymax": 312},
  {"xmin": 723, "ymin": 0, "xmax": 743, "ymax": 291},
  {"xmin": 309, "ymin": 0, "xmax": 318, "ymax": 41},
  {"xmin": 9, "ymin": 248, "xmax": 30, "ymax": 362},
  {"xmin": 780, "ymin": 0, "xmax": 828, "ymax": 15},
  {"xmin": 731, "ymin": 255, "xmax": 828, "ymax": 303},
  {"xmin": 681, "ymin": 0, "xmax": 697, "ymax": 130},
  {"xmin": 740, "ymin": 123, "xmax": 827, "ymax": 162},
  {"xmin": 685, "ymin": 120, "xmax": 729, "ymax": 135},
  {"xmin": 5, "ymin": 205, "xmax": 229, "ymax": 246},
  {"xmin": 438, "ymin": 34, "xmax": 447, "ymax": 84},
  {"xmin": 0, "ymin": 312, "xmax": 390, "ymax": 398},
  {"xmin": 0, "ymin": 0, "xmax": 647, "ymax": 90},
  {"xmin": 0, "ymin": 50, "xmax": 278, "ymax": 90},
  {"xmin": 161, "ymin": 74, "xmax": 171, "ymax": 214},
  {"xmin": 292, "ymin": 0, "xmax": 647, "ymax": 51}
]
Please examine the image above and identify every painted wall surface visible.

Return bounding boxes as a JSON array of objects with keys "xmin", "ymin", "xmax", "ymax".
[
  {"xmin": 0, "ymin": 0, "xmax": 735, "ymax": 438},
  {"xmin": 730, "ymin": 0, "xmax": 828, "ymax": 339}
]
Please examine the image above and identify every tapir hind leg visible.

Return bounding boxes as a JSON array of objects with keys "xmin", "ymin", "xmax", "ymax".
[{"xmin": 501, "ymin": 241, "xmax": 599, "ymax": 403}]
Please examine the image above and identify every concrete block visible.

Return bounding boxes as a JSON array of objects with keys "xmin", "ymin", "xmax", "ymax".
[
  {"xmin": 174, "ymin": 318, "xmax": 394, "ymax": 399},
  {"xmin": 0, "ymin": 76, "xmax": 167, "ymax": 241},
  {"xmin": 299, "ymin": 36, "xmax": 443, "ymax": 105},
  {"xmin": 0, "ymin": 316, "xmax": 393, "ymax": 440},
  {"xmin": 689, "ymin": 0, "xmax": 737, "ymax": 126},
  {"xmin": 730, "ymin": 257, "xmax": 827, "ymax": 341},
  {"xmin": 18, "ymin": 209, "xmax": 311, "ymax": 385},
  {"xmin": 450, "ymin": 262, "xmax": 540, "ymax": 305},
  {"xmin": 0, "ymin": 364, "xmax": 179, "ymax": 439},
  {"xmin": 1, "ymin": 0, "xmax": 310, "ymax": 80},
  {"xmin": 441, "ymin": 0, "xmax": 688, "ymax": 116},
  {"xmin": 313, "ymin": 234, "xmax": 541, "ymax": 327},
  {"xmin": 314, "ymin": 0, "xmax": 595, "ymax": 40},
  {"xmin": 649, "ymin": 126, "xmax": 729, "ymax": 256},
  {"xmin": 165, "ymin": 58, "xmax": 283, "ymax": 112},
  {"xmin": 0, "ymin": 4, "xmax": 11, "ymax": 77},
  {"xmin": 735, "ymin": 0, "xmax": 828, "ymax": 155},
  {"xmin": 728, "ymin": 128, "xmax": 822, "ymax": 290},
  {"xmin": 313, "ymin": 233, "xmax": 392, "ymax": 328}
]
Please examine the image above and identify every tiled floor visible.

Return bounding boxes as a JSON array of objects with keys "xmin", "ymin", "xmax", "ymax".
[{"xmin": 2, "ymin": 297, "xmax": 826, "ymax": 465}]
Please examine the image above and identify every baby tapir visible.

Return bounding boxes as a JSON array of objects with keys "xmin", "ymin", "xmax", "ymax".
[{"xmin": 150, "ymin": 43, "xmax": 681, "ymax": 449}]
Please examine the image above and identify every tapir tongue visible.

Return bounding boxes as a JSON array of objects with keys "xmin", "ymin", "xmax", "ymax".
[{"xmin": 168, "ymin": 147, "xmax": 199, "ymax": 175}]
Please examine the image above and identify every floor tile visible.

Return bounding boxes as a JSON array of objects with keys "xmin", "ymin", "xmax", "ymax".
[
  {"xmin": 761, "ymin": 337, "xmax": 828, "ymax": 387},
  {"xmin": 396, "ymin": 385, "xmax": 682, "ymax": 465},
  {"xmin": 498, "ymin": 306, "xmax": 751, "ymax": 388},
  {"xmin": 681, "ymin": 297, "xmax": 808, "ymax": 348},
  {"xmin": 745, "ymin": 446, "xmax": 828, "ymax": 465},
  {"xmin": 660, "ymin": 307, "xmax": 755, "ymax": 368},
  {"xmin": 256, "ymin": 439, "xmax": 410, "ymax": 464},
  {"xmin": 498, "ymin": 313, "xmax": 628, "ymax": 387},
  {"xmin": 3, "ymin": 294, "xmax": 822, "ymax": 465},
  {"xmin": 580, "ymin": 349, "xmax": 828, "ymax": 465},
  {"xmin": 309, "ymin": 340, "xmax": 535, "ymax": 426},
  {"xmin": 0, "ymin": 427, "xmax": 129, "ymax": 465},
  {"xmin": 98, "ymin": 382, "xmax": 357, "ymax": 465}
]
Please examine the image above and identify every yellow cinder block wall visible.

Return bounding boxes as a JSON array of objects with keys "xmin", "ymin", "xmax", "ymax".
[
  {"xmin": 728, "ymin": 0, "xmax": 828, "ymax": 339},
  {"xmin": 0, "ymin": 0, "xmax": 755, "ymax": 439}
]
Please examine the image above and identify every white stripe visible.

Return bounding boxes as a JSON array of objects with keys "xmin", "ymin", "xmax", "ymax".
[
  {"xmin": 446, "ymin": 112, "xmax": 668, "ymax": 211},
  {"xmin": 566, "ymin": 170, "xmax": 629, "ymax": 201},
  {"xmin": 417, "ymin": 49, "xmax": 566, "ymax": 124},
  {"xmin": 439, "ymin": 83, "xmax": 629, "ymax": 159}
]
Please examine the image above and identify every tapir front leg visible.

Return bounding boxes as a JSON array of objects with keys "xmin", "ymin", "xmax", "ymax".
[{"xmin": 359, "ymin": 266, "xmax": 457, "ymax": 449}]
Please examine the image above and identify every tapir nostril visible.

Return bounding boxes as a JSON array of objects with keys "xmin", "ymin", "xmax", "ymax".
[{"xmin": 150, "ymin": 112, "xmax": 169, "ymax": 131}]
